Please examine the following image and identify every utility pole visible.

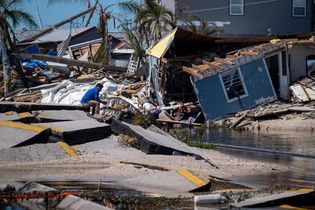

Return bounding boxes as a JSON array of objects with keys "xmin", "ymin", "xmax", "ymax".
[{"xmin": 33, "ymin": 0, "xmax": 44, "ymax": 29}]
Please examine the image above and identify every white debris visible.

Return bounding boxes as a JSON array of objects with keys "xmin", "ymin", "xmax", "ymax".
[{"xmin": 41, "ymin": 78, "xmax": 124, "ymax": 105}]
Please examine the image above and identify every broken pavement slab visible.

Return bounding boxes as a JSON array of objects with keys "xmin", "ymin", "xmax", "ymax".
[
  {"xmin": 0, "ymin": 121, "xmax": 50, "ymax": 149},
  {"xmin": 0, "ymin": 141, "xmax": 77, "ymax": 164},
  {"xmin": 57, "ymin": 195, "xmax": 112, "ymax": 210},
  {"xmin": 111, "ymin": 119, "xmax": 198, "ymax": 155},
  {"xmin": 232, "ymin": 188, "xmax": 315, "ymax": 208},
  {"xmin": 117, "ymin": 170, "xmax": 210, "ymax": 197},
  {"xmin": 0, "ymin": 101, "xmax": 88, "ymax": 113},
  {"xmin": 31, "ymin": 110, "xmax": 91, "ymax": 121},
  {"xmin": 36, "ymin": 119, "xmax": 111, "ymax": 145},
  {"xmin": 16, "ymin": 182, "xmax": 111, "ymax": 210},
  {"xmin": 0, "ymin": 112, "xmax": 29, "ymax": 121}
]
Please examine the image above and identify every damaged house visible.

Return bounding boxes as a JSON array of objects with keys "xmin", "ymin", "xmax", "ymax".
[
  {"xmin": 287, "ymin": 40, "xmax": 315, "ymax": 102},
  {"xmin": 184, "ymin": 38, "xmax": 315, "ymax": 121},
  {"xmin": 146, "ymin": 27, "xmax": 252, "ymax": 105},
  {"xmin": 17, "ymin": 27, "xmax": 133, "ymax": 68},
  {"xmin": 145, "ymin": 27, "xmax": 297, "ymax": 108}
]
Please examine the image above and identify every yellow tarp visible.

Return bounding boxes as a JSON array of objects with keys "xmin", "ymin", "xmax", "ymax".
[{"xmin": 145, "ymin": 28, "xmax": 177, "ymax": 58}]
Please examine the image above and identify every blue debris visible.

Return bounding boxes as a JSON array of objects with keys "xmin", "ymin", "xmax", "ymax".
[{"xmin": 23, "ymin": 59, "xmax": 48, "ymax": 72}]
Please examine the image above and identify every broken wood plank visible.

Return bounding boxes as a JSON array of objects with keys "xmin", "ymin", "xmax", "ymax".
[
  {"xmin": 214, "ymin": 57, "xmax": 234, "ymax": 65},
  {"xmin": 229, "ymin": 111, "xmax": 248, "ymax": 129},
  {"xmin": 253, "ymin": 109, "xmax": 289, "ymax": 118},
  {"xmin": 182, "ymin": 66, "xmax": 203, "ymax": 80},
  {"xmin": 202, "ymin": 60, "xmax": 224, "ymax": 70},
  {"xmin": 156, "ymin": 119, "xmax": 204, "ymax": 127},
  {"xmin": 192, "ymin": 64, "xmax": 210, "ymax": 72},
  {"xmin": 240, "ymin": 51, "xmax": 260, "ymax": 56}
]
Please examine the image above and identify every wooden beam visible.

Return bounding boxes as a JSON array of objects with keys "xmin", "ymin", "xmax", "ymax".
[
  {"xmin": 156, "ymin": 119, "xmax": 204, "ymax": 127},
  {"xmin": 202, "ymin": 60, "xmax": 224, "ymax": 70},
  {"xmin": 192, "ymin": 64, "xmax": 209, "ymax": 72},
  {"xmin": 182, "ymin": 66, "xmax": 203, "ymax": 80},
  {"xmin": 240, "ymin": 51, "xmax": 260, "ymax": 56},
  {"xmin": 214, "ymin": 57, "xmax": 234, "ymax": 65}
]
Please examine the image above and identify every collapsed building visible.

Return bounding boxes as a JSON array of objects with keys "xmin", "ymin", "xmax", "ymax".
[
  {"xmin": 183, "ymin": 39, "xmax": 315, "ymax": 122},
  {"xmin": 145, "ymin": 27, "xmax": 257, "ymax": 106}
]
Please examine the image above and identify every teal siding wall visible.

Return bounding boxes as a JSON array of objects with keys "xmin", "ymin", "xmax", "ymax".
[{"xmin": 194, "ymin": 59, "xmax": 277, "ymax": 120}]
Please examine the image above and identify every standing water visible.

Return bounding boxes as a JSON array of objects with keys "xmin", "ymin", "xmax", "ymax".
[{"xmin": 182, "ymin": 128, "xmax": 315, "ymax": 189}]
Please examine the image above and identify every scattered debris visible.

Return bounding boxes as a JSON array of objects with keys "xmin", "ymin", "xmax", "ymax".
[{"xmin": 290, "ymin": 77, "xmax": 315, "ymax": 102}]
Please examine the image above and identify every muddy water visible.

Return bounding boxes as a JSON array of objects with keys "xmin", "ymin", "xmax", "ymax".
[{"xmin": 187, "ymin": 128, "xmax": 315, "ymax": 189}]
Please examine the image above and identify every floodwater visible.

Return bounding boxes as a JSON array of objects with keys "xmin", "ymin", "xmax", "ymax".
[{"xmin": 185, "ymin": 128, "xmax": 315, "ymax": 189}]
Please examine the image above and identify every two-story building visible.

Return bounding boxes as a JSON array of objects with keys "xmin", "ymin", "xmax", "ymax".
[{"xmin": 178, "ymin": 0, "xmax": 315, "ymax": 37}]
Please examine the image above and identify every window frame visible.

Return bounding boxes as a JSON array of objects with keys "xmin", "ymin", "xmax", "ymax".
[
  {"xmin": 229, "ymin": 0, "xmax": 244, "ymax": 16},
  {"xmin": 219, "ymin": 68, "xmax": 248, "ymax": 103},
  {"xmin": 292, "ymin": 0, "xmax": 306, "ymax": 17}
]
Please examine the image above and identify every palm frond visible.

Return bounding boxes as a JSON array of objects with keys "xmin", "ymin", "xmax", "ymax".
[
  {"xmin": 118, "ymin": 22, "xmax": 144, "ymax": 58},
  {"xmin": 47, "ymin": 0, "xmax": 85, "ymax": 6},
  {"xmin": 9, "ymin": 9, "xmax": 37, "ymax": 27},
  {"xmin": 118, "ymin": 1, "xmax": 139, "ymax": 14}
]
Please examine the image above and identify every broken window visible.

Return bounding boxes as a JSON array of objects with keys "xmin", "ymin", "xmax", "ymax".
[
  {"xmin": 230, "ymin": 0, "xmax": 244, "ymax": 16},
  {"xmin": 220, "ymin": 68, "xmax": 247, "ymax": 102},
  {"xmin": 293, "ymin": 0, "xmax": 306, "ymax": 17}
]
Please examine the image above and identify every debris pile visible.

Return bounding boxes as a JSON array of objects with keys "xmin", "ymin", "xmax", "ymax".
[
  {"xmin": 213, "ymin": 101, "xmax": 315, "ymax": 131},
  {"xmin": 290, "ymin": 77, "xmax": 315, "ymax": 103}
]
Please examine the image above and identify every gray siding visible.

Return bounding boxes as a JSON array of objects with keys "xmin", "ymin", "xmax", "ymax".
[
  {"xmin": 178, "ymin": 0, "xmax": 314, "ymax": 36},
  {"xmin": 194, "ymin": 59, "xmax": 276, "ymax": 120}
]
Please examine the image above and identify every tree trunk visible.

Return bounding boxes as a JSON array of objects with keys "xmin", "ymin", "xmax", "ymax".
[{"xmin": 1, "ymin": 29, "xmax": 12, "ymax": 98}]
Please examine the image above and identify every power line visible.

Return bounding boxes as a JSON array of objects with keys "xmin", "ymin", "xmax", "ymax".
[{"xmin": 182, "ymin": 0, "xmax": 279, "ymax": 14}]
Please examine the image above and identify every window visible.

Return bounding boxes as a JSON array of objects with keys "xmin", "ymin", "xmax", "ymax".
[
  {"xmin": 230, "ymin": 0, "xmax": 244, "ymax": 16},
  {"xmin": 293, "ymin": 0, "xmax": 306, "ymax": 17},
  {"xmin": 220, "ymin": 69, "xmax": 247, "ymax": 102}
]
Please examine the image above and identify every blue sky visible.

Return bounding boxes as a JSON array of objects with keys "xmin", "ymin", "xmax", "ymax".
[{"xmin": 21, "ymin": 0, "xmax": 137, "ymax": 31}]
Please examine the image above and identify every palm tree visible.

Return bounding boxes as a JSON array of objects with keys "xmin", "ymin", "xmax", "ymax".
[
  {"xmin": 0, "ymin": 0, "xmax": 37, "ymax": 97},
  {"xmin": 135, "ymin": 0, "xmax": 175, "ymax": 47},
  {"xmin": 48, "ymin": 0, "xmax": 143, "ymax": 66},
  {"xmin": 182, "ymin": 16, "xmax": 218, "ymax": 36},
  {"xmin": 48, "ymin": 0, "xmax": 174, "ymax": 64}
]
